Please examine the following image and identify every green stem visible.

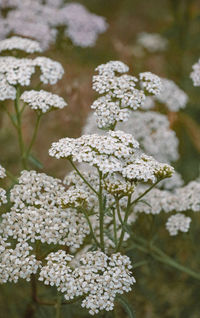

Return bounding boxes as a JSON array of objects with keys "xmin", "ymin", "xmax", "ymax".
[
  {"xmin": 80, "ymin": 207, "xmax": 101, "ymax": 248},
  {"xmin": 116, "ymin": 195, "xmax": 131, "ymax": 252},
  {"xmin": 112, "ymin": 207, "xmax": 117, "ymax": 247},
  {"xmin": 130, "ymin": 235, "xmax": 200, "ymax": 281},
  {"xmin": 98, "ymin": 170, "xmax": 104, "ymax": 252},
  {"xmin": 26, "ymin": 114, "xmax": 42, "ymax": 158},
  {"xmin": 14, "ymin": 86, "xmax": 27, "ymax": 169},
  {"xmin": 55, "ymin": 294, "xmax": 62, "ymax": 318},
  {"xmin": 1, "ymin": 104, "xmax": 18, "ymax": 129},
  {"xmin": 69, "ymin": 160, "xmax": 98, "ymax": 196},
  {"xmin": 130, "ymin": 179, "xmax": 161, "ymax": 208},
  {"xmin": 115, "ymin": 197, "xmax": 123, "ymax": 225},
  {"xmin": 5, "ymin": 169, "xmax": 17, "ymax": 183}
]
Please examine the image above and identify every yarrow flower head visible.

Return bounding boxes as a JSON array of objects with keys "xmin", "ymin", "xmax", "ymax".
[
  {"xmin": 0, "ymin": 188, "xmax": 7, "ymax": 206},
  {"xmin": 166, "ymin": 213, "xmax": 191, "ymax": 236},
  {"xmin": 0, "ymin": 1, "xmax": 108, "ymax": 49},
  {"xmin": 155, "ymin": 78, "xmax": 188, "ymax": 111},
  {"xmin": 0, "ymin": 238, "xmax": 41, "ymax": 284},
  {"xmin": 60, "ymin": 3, "xmax": 108, "ymax": 48},
  {"xmin": 0, "ymin": 164, "xmax": 6, "ymax": 179},
  {"xmin": 0, "ymin": 36, "xmax": 42, "ymax": 54},
  {"xmin": 39, "ymin": 250, "xmax": 135, "ymax": 315},
  {"xmin": 91, "ymin": 60, "xmax": 161, "ymax": 129},
  {"xmin": 190, "ymin": 58, "xmax": 200, "ymax": 86},
  {"xmin": 139, "ymin": 72, "xmax": 162, "ymax": 95},
  {"xmin": 20, "ymin": 90, "xmax": 67, "ymax": 113},
  {"xmin": 83, "ymin": 110, "xmax": 179, "ymax": 163},
  {"xmin": 123, "ymin": 153, "xmax": 174, "ymax": 183},
  {"xmin": 49, "ymin": 130, "xmax": 140, "ymax": 174},
  {"xmin": 0, "ymin": 170, "xmax": 89, "ymax": 248},
  {"xmin": 137, "ymin": 32, "xmax": 168, "ymax": 53},
  {"xmin": 0, "ymin": 56, "xmax": 64, "ymax": 88}
]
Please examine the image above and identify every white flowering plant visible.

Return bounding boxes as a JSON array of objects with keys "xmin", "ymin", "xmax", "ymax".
[{"xmin": 0, "ymin": 36, "xmax": 200, "ymax": 318}]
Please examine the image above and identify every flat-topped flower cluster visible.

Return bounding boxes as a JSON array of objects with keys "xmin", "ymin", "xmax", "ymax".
[{"xmin": 0, "ymin": 1, "xmax": 108, "ymax": 49}]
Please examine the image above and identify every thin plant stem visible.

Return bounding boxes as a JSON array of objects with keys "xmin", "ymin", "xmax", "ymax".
[
  {"xmin": 14, "ymin": 86, "xmax": 27, "ymax": 169},
  {"xmin": 55, "ymin": 294, "xmax": 62, "ymax": 318},
  {"xmin": 116, "ymin": 194, "xmax": 132, "ymax": 252},
  {"xmin": 26, "ymin": 114, "xmax": 42, "ymax": 158},
  {"xmin": 98, "ymin": 170, "xmax": 104, "ymax": 252},
  {"xmin": 129, "ymin": 235, "xmax": 200, "ymax": 281},
  {"xmin": 6, "ymin": 169, "xmax": 17, "ymax": 183},
  {"xmin": 69, "ymin": 160, "xmax": 98, "ymax": 196},
  {"xmin": 1, "ymin": 104, "xmax": 18, "ymax": 129},
  {"xmin": 112, "ymin": 207, "xmax": 117, "ymax": 247},
  {"xmin": 80, "ymin": 207, "xmax": 101, "ymax": 248},
  {"xmin": 130, "ymin": 179, "xmax": 161, "ymax": 208},
  {"xmin": 115, "ymin": 197, "xmax": 123, "ymax": 225}
]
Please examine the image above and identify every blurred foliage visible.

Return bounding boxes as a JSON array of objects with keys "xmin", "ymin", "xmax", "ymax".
[{"xmin": 0, "ymin": 0, "xmax": 200, "ymax": 317}]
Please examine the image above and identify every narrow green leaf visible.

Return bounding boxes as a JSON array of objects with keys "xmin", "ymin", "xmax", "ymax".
[
  {"xmin": 28, "ymin": 154, "xmax": 43, "ymax": 169},
  {"xmin": 117, "ymin": 296, "xmax": 136, "ymax": 318},
  {"xmin": 138, "ymin": 199, "xmax": 152, "ymax": 208}
]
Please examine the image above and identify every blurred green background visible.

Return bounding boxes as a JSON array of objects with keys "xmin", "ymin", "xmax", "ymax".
[{"xmin": 0, "ymin": 0, "xmax": 200, "ymax": 317}]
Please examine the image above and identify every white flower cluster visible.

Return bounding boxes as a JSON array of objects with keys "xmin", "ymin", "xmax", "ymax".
[
  {"xmin": 39, "ymin": 250, "xmax": 135, "ymax": 315},
  {"xmin": 0, "ymin": 1, "xmax": 107, "ymax": 49},
  {"xmin": 190, "ymin": 58, "xmax": 200, "ymax": 86},
  {"xmin": 60, "ymin": 3, "xmax": 108, "ymax": 48},
  {"xmin": 49, "ymin": 130, "xmax": 139, "ymax": 174},
  {"xmin": 20, "ymin": 90, "xmax": 67, "ymax": 113},
  {"xmin": 91, "ymin": 60, "xmax": 161, "ymax": 129},
  {"xmin": 166, "ymin": 213, "xmax": 191, "ymax": 236},
  {"xmin": 50, "ymin": 130, "xmax": 174, "ymax": 183},
  {"xmin": 155, "ymin": 78, "xmax": 188, "ymax": 111},
  {"xmin": 0, "ymin": 170, "xmax": 89, "ymax": 247},
  {"xmin": 0, "ymin": 36, "xmax": 42, "ymax": 53},
  {"xmin": 158, "ymin": 172, "xmax": 184, "ymax": 190},
  {"xmin": 34, "ymin": 56, "xmax": 64, "ymax": 85},
  {"xmin": 134, "ymin": 180, "xmax": 200, "ymax": 215},
  {"xmin": 83, "ymin": 111, "xmax": 179, "ymax": 163},
  {"xmin": 0, "ymin": 164, "xmax": 6, "ymax": 179},
  {"xmin": 9, "ymin": 19, "xmax": 57, "ymax": 50},
  {"xmin": 0, "ymin": 239, "xmax": 40, "ymax": 284},
  {"xmin": 0, "ymin": 56, "xmax": 64, "ymax": 91},
  {"xmin": 0, "ymin": 188, "xmax": 7, "ymax": 206},
  {"xmin": 123, "ymin": 153, "xmax": 174, "ymax": 183},
  {"xmin": 0, "ymin": 73, "xmax": 17, "ymax": 100},
  {"xmin": 137, "ymin": 32, "xmax": 168, "ymax": 53},
  {"xmin": 139, "ymin": 72, "xmax": 162, "ymax": 95}
]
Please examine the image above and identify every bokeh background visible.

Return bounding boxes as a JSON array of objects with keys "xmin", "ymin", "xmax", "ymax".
[{"xmin": 0, "ymin": 0, "xmax": 200, "ymax": 317}]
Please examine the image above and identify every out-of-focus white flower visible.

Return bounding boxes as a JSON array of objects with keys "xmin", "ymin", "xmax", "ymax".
[
  {"xmin": 60, "ymin": 3, "xmax": 108, "ymax": 47},
  {"xmin": 0, "ymin": 165, "xmax": 6, "ymax": 179},
  {"xmin": 139, "ymin": 72, "xmax": 162, "ymax": 95},
  {"xmin": 156, "ymin": 78, "xmax": 188, "ymax": 111},
  {"xmin": 166, "ymin": 213, "xmax": 191, "ymax": 236},
  {"xmin": 137, "ymin": 32, "xmax": 168, "ymax": 53},
  {"xmin": 0, "ymin": 188, "xmax": 7, "ymax": 206},
  {"xmin": 190, "ymin": 58, "xmax": 200, "ymax": 87}
]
